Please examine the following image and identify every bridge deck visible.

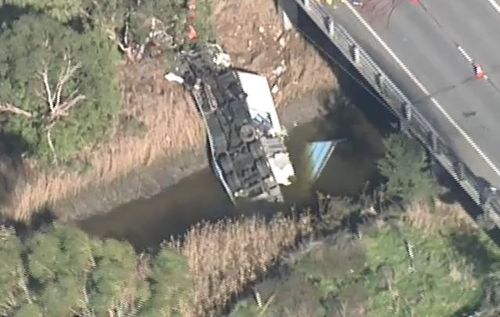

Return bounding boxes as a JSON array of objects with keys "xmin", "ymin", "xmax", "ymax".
[{"xmin": 330, "ymin": 0, "xmax": 500, "ymax": 189}]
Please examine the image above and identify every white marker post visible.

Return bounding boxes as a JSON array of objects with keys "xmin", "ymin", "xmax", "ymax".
[
  {"xmin": 352, "ymin": 45, "xmax": 360, "ymax": 64},
  {"xmin": 281, "ymin": 10, "xmax": 293, "ymax": 31},
  {"xmin": 326, "ymin": 16, "xmax": 335, "ymax": 37}
]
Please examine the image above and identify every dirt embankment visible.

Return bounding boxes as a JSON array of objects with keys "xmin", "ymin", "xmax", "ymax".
[{"xmin": 2, "ymin": 0, "xmax": 337, "ymax": 222}]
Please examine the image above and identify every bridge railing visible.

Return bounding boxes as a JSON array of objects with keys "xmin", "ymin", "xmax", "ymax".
[{"xmin": 293, "ymin": 0, "xmax": 500, "ymax": 226}]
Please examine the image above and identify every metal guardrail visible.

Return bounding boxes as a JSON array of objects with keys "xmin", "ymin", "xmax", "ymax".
[{"xmin": 293, "ymin": 0, "xmax": 500, "ymax": 227}]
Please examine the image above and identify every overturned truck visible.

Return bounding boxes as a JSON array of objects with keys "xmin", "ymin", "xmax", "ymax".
[{"xmin": 169, "ymin": 44, "xmax": 295, "ymax": 204}]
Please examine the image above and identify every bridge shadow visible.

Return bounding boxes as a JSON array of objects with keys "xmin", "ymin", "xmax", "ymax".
[
  {"xmin": 278, "ymin": 0, "xmax": 398, "ymax": 195},
  {"xmin": 0, "ymin": 132, "xmax": 29, "ymax": 210},
  {"xmin": 438, "ymin": 166, "xmax": 500, "ymax": 245},
  {"xmin": 279, "ymin": 0, "xmax": 500, "ymax": 244},
  {"xmin": 279, "ymin": 0, "xmax": 398, "ymax": 134}
]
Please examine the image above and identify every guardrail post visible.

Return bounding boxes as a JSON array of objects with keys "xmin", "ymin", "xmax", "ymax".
[
  {"xmin": 303, "ymin": 0, "xmax": 310, "ymax": 8},
  {"xmin": 351, "ymin": 45, "xmax": 360, "ymax": 64},
  {"xmin": 399, "ymin": 119, "xmax": 409, "ymax": 134},
  {"xmin": 376, "ymin": 73, "xmax": 389, "ymax": 96},
  {"xmin": 487, "ymin": 209, "xmax": 500, "ymax": 229},
  {"xmin": 376, "ymin": 73, "xmax": 384, "ymax": 88},
  {"xmin": 402, "ymin": 102, "xmax": 412, "ymax": 122},
  {"xmin": 480, "ymin": 186, "xmax": 498, "ymax": 206},
  {"xmin": 325, "ymin": 16, "xmax": 335, "ymax": 37},
  {"xmin": 454, "ymin": 161, "xmax": 465, "ymax": 181},
  {"xmin": 429, "ymin": 132, "xmax": 440, "ymax": 154},
  {"xmin": 281, "ymin": 9, "xmax": 293, "ymax": 31}
]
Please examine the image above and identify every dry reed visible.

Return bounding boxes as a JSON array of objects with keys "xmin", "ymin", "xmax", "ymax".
[
  {"xmin": 3, "ymin": 0, "xmax": 338, "ymax": 221},
  {"xmin": 174, "ymin": 213, "xmax": 313, "ymax": 317},
  {"xmin": 402, "ymin": 199, "xmax": 478, "ymax": 234},
  {"xmin": 5, "ymin": 64, "xmax": 205, "ymax": 221}
]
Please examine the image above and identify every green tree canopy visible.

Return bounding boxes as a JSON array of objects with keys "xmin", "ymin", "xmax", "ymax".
[
  {"xmin": 3, "ymin": 0, "xmax": 85, "ymax": 22},
  {"xmin": 0, "ymin": 224, "xmax": 192, "ymax": 316},
  {"xmin": 88, "ymin": 239, "xmax": 150, "ymax": 316},
  {"xmin": 0, "ymin": 227, "xmax": 27, "ymax": 316},
  {"xmin": 142, "ymin": 247, "xmax": 192, "ymax": 317},
  {"xmin": 27, "ymin": 225, "xmax": 93, "ymax": 283},
  {"xmin": 0, "ymin": 14, "xmax": 120, "ymax": 163},
  {"xmin": 14, "ymin": 303, "xmax": 43, "ymax": 317},
  {"xmin": 377, "ymin": 134, "xmax": 437, "ymax": 204}
]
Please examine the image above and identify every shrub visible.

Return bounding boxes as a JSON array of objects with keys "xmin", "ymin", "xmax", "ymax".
[{"xmin": 377, "ymin": 134, "xmax": 437, "ymax": 205}]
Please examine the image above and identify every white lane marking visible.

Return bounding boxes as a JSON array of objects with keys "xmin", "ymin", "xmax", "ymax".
[
  {"xmin": 486, "ymin": 0, "xmax": 500, "ymax": 14},
  {"xmin": 343, "ymin": 1, "xmax": 500, "ymax": 177},
  {"xmin": 456, "ymin": 45, "xmax": 473, "ymax": 63}
]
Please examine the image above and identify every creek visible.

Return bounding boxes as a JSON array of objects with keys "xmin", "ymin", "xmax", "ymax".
[{"xmin": 78, "ymin": 92, "xmax": 392, "ymax": 250}]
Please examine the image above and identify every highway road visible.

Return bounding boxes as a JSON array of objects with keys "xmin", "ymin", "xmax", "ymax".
[{"xmin": 329, "ymin": 0, "xmax": 500, "ymax": 189}]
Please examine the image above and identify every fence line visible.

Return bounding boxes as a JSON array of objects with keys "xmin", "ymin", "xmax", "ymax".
[{"xmin": 292, "ymin": 0, "xmax": 500, "ymax": 227}]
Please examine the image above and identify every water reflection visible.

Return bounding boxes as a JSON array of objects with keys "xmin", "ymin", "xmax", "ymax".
[
  {"xmin": 78, "ymin": 95, "xmax": 385, "ymax": 250},
  {"xmin": 78, "ymin": 169, "xmax": 233, "ymax": 249},
  {"xmin": 284, "ymin": 97, "xmax": 384, "ymax": 206}
]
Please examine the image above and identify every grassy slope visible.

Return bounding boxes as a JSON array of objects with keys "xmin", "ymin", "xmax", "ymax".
[
  {"xmin": 230, "ymin": 220, "xmax": 500, "ymax": 317},
  {"xmin": 362, "ymin": 226, "xmax": 481, "ymax": 316}
]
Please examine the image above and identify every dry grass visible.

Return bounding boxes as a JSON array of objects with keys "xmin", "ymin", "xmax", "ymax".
[
  {"xmin": 214, "ymin": 0, "xmax": 337, "ymax": 107},
  {"xmin": 2, "ymin": 0, "xmax": 337, "ymax": 221},
  {"xmin": 402, "ymin": 199, "xmax": 478, "ymax": 235},
  {"xmin": 5, "ymin": 62, "xmax": 205, "ymax": 221},
  {"xmin": 174, "ymin": 213, "xmax": 313, "ymax": 317}
]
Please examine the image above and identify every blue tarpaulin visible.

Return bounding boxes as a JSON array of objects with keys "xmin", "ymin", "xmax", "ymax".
[{"xmin": 303, "ymin": 139, "xmax": 344, "ymax": 184}]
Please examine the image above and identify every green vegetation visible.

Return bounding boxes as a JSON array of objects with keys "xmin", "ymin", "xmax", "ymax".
[
  {"xmin": 1, "ymin": 126, "xmax": 499, "ymax": 317},
  {"xmin": 0, "ymin": 212, "xmax": 311, "ymax": 317},
  {"xmin": 3, "ymin": 0, "xmax": 85, "ymax": 22},
  {"xmin": 229, "ymin": 134, "xmax": 500, "ymax": 317},
  {"xmin": 362, "ymin": 226, "xmax": 483, "ymax": 316},
  {"xmin": 192, "ymin": 0, "xmax": 216, "ymax": 42},
  {"xmin": 0, "ymin": 14, "xmax": 120, "ymax": 163},
  {"xmin": 0, "ymin": 0, "xmax": 214, "ymax": 164},
  {"xmin": 230, "ymin": 220, "xmax": 500, "ymax": 317},
  {"xmin": 0, "ymin": 224, "xmax": 190, "ymax": 317},
  {"xmin": 0, "ymin": 0, "xmax": 497, "ymax": 312},
  {"xmin": 377, "ymin": 134, "xmax": 437, "ymax": 205}
]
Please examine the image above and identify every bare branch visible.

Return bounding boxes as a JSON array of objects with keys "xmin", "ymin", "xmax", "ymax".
[
  {"xmin": 0, "ymin": 103, "xmax": 33, "ymax": 118},
  {"xmin": 51, "ymin": 95, "xmax": 86, "ymax": 121},
  {"xmin": 34, "ymin": 55, "xmax": 88, "ymax": 164},
  {"xmin": 55, "ymin": 57, "xmax": 82, "ymax": 109},
  {"xmin": 17, "ymin": 266, "xmax": 32, "ymax": 304},
  {"xmin": 106, "ymin": 28, "xmax": 128, "ymax": 52},
  {"xmin": 47, "ymin": 125, "xmax": 58, "ymax": 165},
  {"xmin": 40, "ymin": 65, "xmax": 55, "ymax": 111}
]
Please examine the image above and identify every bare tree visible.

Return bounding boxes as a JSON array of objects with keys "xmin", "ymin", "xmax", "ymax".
[
  {"xmin": 39, "ymin": 55, "xmax": 86, "ymax": 163},
  {"xmin": 0, "ymin": 54, "xmax": 86, "ymax": 164},
  {"xmin": 0, "ymin": 103, "xmax": 33, "ymax": 118}
]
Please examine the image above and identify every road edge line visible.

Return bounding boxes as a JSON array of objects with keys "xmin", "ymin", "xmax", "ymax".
[
  {"xmin": 486, "ymin": 0, "xmax": 500, "ymax": 14},
  {"xmin": 342, "ymin": 0, "xmax": 500, "ymax": 178}
]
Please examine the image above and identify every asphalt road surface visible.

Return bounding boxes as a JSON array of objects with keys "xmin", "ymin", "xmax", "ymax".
[{"xmin": 330, "ymin": 0, "xmax": 500, "ymax": 188}]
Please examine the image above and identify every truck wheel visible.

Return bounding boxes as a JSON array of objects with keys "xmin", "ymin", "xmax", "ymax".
[{"xmin": 240, "ymin": 124, "xmax": 257, "ymax": 143}]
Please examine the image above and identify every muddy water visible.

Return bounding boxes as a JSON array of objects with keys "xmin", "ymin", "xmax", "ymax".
[
  {"xmin": 284, "ymin": 97, "xmax": 386, "ymax": 203},
  {"xmin": 78, "ymin": 94, "xmax": 387, "ymax": 250}
]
